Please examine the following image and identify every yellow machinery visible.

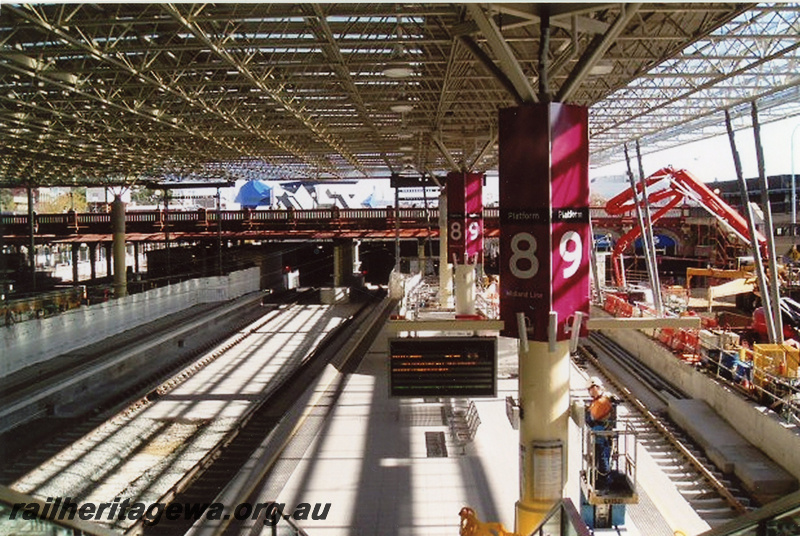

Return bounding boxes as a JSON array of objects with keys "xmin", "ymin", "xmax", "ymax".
[
  {"xmin": 750, "ymin": 344, "xmax": 800, "ymax": 411},
  {"xmin": 753, "ymin": 343, "xmax": 799, "ymax": 385},
  {"xmin": 685, "ymin": 266, "xmax": 755, "ymax": 292}
]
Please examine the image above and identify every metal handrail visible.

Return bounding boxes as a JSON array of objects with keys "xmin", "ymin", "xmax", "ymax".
[
  {"xmin": 526, "ymin": 498, "xmax": 592, "ymax": 536},
  {"xmin": 695, "ymin": 489, "xmax": 800, "ymax": 536}
]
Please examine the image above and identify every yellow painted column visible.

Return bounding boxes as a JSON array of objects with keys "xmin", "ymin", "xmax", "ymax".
[{"xmin": 515, "ymin": 339, "xmax": 570, "ymax": 534}]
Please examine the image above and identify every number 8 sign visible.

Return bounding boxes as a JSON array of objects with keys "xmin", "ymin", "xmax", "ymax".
[{"xmin": 498, "ymin": 103, "xmax": 590, "ymax": 341}]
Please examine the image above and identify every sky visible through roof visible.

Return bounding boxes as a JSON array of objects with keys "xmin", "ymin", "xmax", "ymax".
[{"xmin": 589, "ymin": 115, "xmax": 800, "ymax": 198}]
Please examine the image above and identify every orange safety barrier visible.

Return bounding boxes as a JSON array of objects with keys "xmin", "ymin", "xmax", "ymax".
[
  {"xmin": 700, "ymin": 316, "xmax": 719, "ymax": 329},
  {"xmin": 617, "ymin": 301, "xmax": 635, "ymax": 318},
  {"xmin": 638, "ymin": 304, "xmax": 657, "ymax": 317},
  {"xmin": 684, "ymin": 331, "xmax": 700, "ymax": 354},
  {"xmin": 658, "ymin": 328, "xmax": 675, "ymax": 346},
  {"xmin": 670, "ymin": 329, "xmax": 686, "ymax": 351},
  {"xmin": 604, "ymin": 294, "xmax": 621, "ymax": 315}
]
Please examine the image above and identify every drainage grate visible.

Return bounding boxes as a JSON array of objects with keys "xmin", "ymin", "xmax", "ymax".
[{"xmin": 425, "ymin": 431, "xmax": 448, "ymax": 458}]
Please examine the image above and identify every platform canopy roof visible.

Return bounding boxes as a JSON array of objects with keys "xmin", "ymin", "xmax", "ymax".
[{"xmin": 1, "ymin": 3, "xmax": 799, "ymax": 187}]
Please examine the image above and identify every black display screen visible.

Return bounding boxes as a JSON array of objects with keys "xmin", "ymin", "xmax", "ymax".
[{"xmin": 389, "ymin": 337, "xmax": 497, "ymax": 397}]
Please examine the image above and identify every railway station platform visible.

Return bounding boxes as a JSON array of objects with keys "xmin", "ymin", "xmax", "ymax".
[
  {"xmin": 226, "ymin": 307, "xmax": 712, "ymax": 536},
  {"xmin": 3, "ymin": 282, "xmax": 800, "ymax": 536},
  {"xmin": 2, "ymin": 299, "xmax": 362, "ymax": 534}
]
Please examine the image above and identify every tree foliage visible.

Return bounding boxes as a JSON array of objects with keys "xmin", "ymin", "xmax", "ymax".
[
  {"xmin": 37, "ymin": 188, "xmax": 88, "ymax": 213},
  {"xmin": 0, "ymin": 189, "xmax": 13, "ymax": 212}
]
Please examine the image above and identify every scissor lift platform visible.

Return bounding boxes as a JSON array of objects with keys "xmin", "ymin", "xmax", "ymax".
[{"xmin": 580, "ymin": 470, "xmax": 639, "ymax": 505}]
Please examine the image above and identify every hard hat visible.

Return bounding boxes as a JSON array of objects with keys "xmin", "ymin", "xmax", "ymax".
[{"xmin": 587, "ymin": 376, "xmax": 603, "ymax": 389}]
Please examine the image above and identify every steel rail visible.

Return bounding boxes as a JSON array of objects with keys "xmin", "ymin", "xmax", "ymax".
[{"xmin": 578, "ymin": 340, "xmax": 749, "ymax": 515}]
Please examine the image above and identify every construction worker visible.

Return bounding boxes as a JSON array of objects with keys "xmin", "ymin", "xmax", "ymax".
[
  {"xmin": 789, "ymin": 244, "xmax": 800, "ymax": 265},
  {"xmin": 586, "ymin": 376, "xmax": 619, "ymax": 489}
]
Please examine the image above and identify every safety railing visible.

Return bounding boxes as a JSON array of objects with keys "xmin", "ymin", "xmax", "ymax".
[
  {"xmin": 695, "ymin": 489, "xmax": 800, "ymax": 536},
  {"xmin": 2, "ymin": 286, "xmax": 85, "ymax": 325},
  {"xmin": 775, "ymin": 223, "xmax": 800, "ymax": 237},
  {"xmin": 3, "ymin": 205, "xmax": 728, "ymax": 239},
  {"xmin": 526, "ymin": 498, "xmax": 592, "ymax": 536},
  {"xmin": 601, "ymin": 293, "xmax": 800, "ymax": 427}
]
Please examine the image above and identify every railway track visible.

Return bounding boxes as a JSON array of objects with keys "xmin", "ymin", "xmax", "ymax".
[
  {"xmin": 3, "ymin": 288, "xmax": 386, "ymax": 535},
  {"xmin": 0, "ymin": 290, "xmax": 293, "ymax": 463},
  {"xmin": 0, "ymin": 290, "xmax": 314, "ymax": 482},
  {"xmin": 143, "ymin": 290, "xmax": 392, "ymax": 536},
  {"xmin": 577, "ymin": 332, "xmax": 753, "ymax": 529}
]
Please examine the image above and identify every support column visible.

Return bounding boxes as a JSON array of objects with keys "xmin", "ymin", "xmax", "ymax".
[
  {"xmin": 517, "ymin": 339, "xmax": 570, "ymax": 530},
  {"xmin": 105, "ymin": 243, "xmax": 112, "ymax": 281},
  {"xmin": 112, "ymin": 195, "xmax": 127, "ymax": 298},
  {"xmin": 0, "ymin": 207, "xmax": 5, "ymax": 298},
  {"xmin": 352, "ymin": 240, "xmax": 361, "ymax": 274},
  {"xmin": 134, "ymin": 242, "xmax": 140, "ymax": 274},
  {"xmin": 446, "ymin": 171, "xmax": 484, "ymax": 315},
  {"xmin": 71, "ymin": 243, "xmax": 80, "ymax": 285},
  {"xmin": 499, "ymin": 103, "xmax": 590, "ymax": 534},
  {"xmin": 624, "ymin": 144, "xmax": 660, "ymax": 308},
  {"xmin": 163, "ymin": 189, "xmax": 171, "ymax": 277},
  {"xmin": 438, "ymin": 191, "xmax": 452, "ymax": 307},
  {"xmin": 394, "ymin": 188, "xmax": 401, "ymax": 272},
  {"xmin": 89, "ymin": 243, "xmax": 97, "ymax": 281},
  {"xmin": 417, "ymin": 240, "xmax": 426, "ymax": 274},
  {"xmin": 27, "ymin": 186, "xmax": 36, "ymax": 291},
  {"xmin": 216, "ymin": 187, "xmax": 223, "ymax": 276},
  {"xmin": 725, "ymin": 109, "xmax": 776, "ymax": 342},
  {"xmin": 636, "ymin": 141, "xmax": 663, "ymax": 315},
  {"xmin": 454, "ymin": 263, "xmax": 476, "ymax": 315},
  {"xmin": 333, "ymin": 239, "xmax": 354, "ymax": 287},
  {"xmin": 752, "ymin": 102, "xmax": 784, "ymax": 343}
]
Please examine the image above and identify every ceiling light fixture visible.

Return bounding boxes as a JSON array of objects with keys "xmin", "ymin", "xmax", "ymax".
[
  {"xmin": 390, "ymin": 103, "xmax": 414, "ymax": 113},
  {"xmin": 382, "ymin": 13, "xmax": 414, "ymax": 79},
  {"xmin": 589, "ymin": 62, "xmax": 614, "ymax": 75},
  {"xmin": 383, "ymin": 64, "xmax": 414, "ymax": 79}
]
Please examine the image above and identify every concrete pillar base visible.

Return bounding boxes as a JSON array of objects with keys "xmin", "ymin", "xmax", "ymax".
[
  {"xmin": 439, "ymin": 262, "xmax": 453, "ymax": 308},
  {"xmin": 454, "ymin": 263, "xmax": 476, "ymax": 315},
  {"xmin": 515, "ymin": 499, "xmax": 555, "ymax": 535}
]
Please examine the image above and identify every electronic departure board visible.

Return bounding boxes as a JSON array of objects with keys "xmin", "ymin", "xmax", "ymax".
[{"xmin": 389, "ymin": 337, "xmax": 497, "ymax": 397}]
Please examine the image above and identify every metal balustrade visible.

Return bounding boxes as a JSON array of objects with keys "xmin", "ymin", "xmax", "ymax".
[{"xmin": 0, "ymin": 206, "xmax": 740, "ymax": 242}]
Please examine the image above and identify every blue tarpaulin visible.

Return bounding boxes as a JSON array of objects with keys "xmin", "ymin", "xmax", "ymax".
[{"xmin": 235, "ymin": 180, "xmax": 272, "ymax": 208}]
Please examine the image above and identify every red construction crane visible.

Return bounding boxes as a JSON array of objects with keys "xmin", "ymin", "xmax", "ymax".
[{"xmin": 604, "ymin": 166, "xmax": 766, "ymax": 287}]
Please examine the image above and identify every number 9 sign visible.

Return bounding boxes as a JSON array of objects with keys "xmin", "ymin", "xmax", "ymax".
[{"xmin": 559, "ymin": 231, "xmax": 582, "ymax": 279}]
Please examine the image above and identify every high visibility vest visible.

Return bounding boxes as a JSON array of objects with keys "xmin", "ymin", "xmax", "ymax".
[{"xmin": 589, "ymin": 395, "xmax": 613, "ymax": 422}]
